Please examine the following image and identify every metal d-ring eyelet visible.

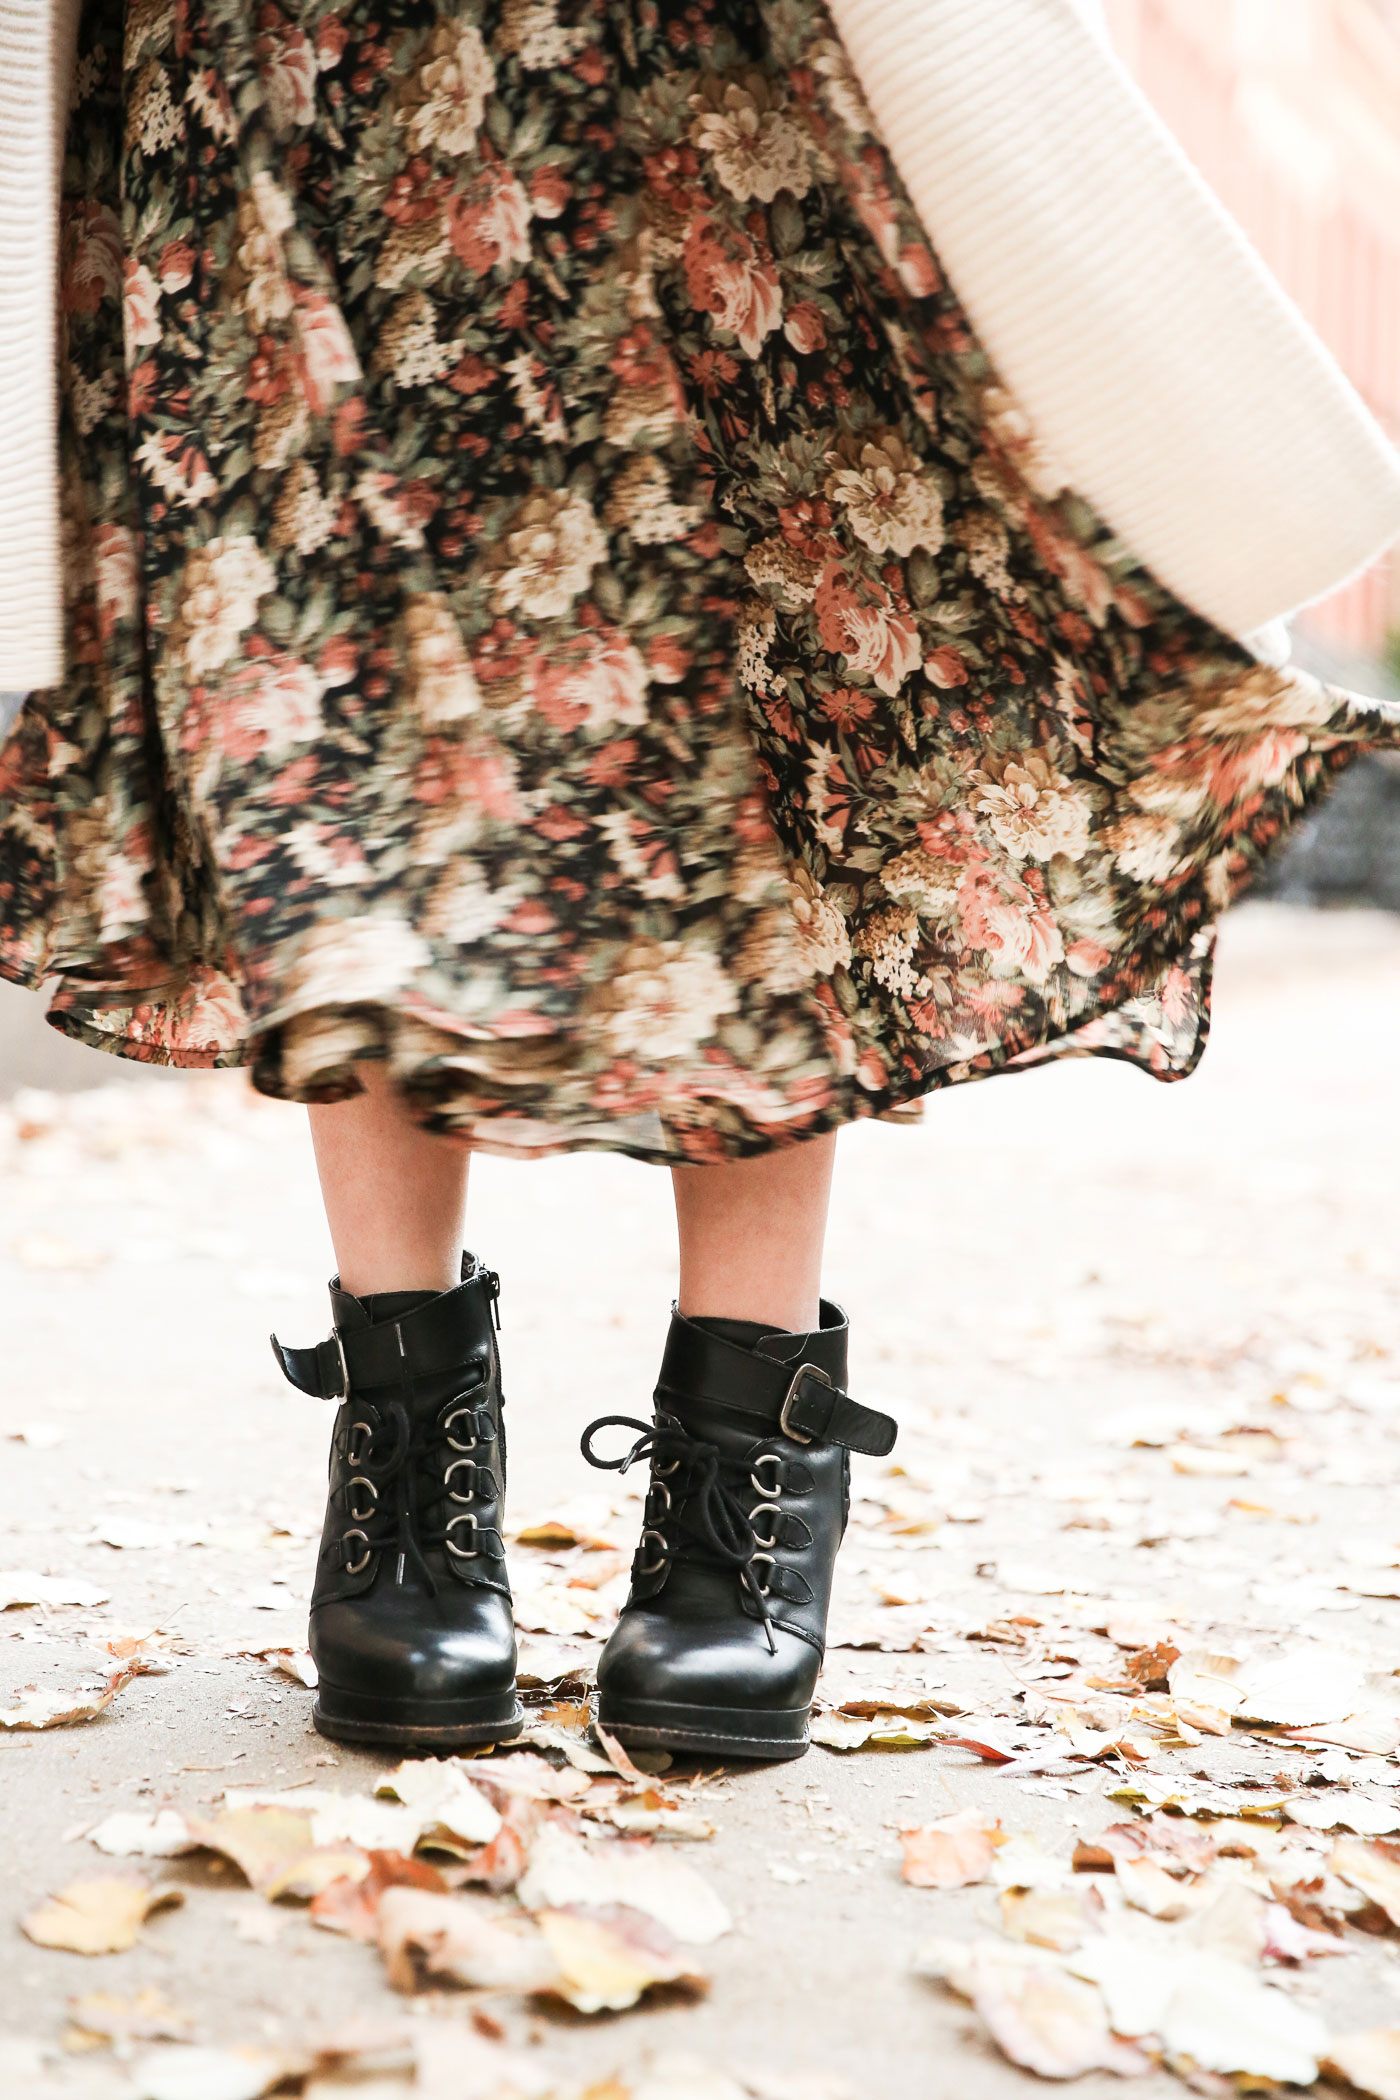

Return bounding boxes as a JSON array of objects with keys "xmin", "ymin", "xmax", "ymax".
[
  {"xmin": 346, "ymin": 1422, "xmax": 374, "ymax": 1469},
  {"xmin": 751, "ymin": 1453, "xmax": 783, "ymax": 1497},
  {"xmin": 646, "ymin": 1479, "xmax": 673, "ymax": 1517},
  {"xmin": 342, "ymin": 1528, "xmax": 372, "ymax": 1576},
  {"xmin": 346, "ymin": 1475, "xmax": 378, "ymax": 1523},
  {"xmin": 445, "ymin": 1512, "xmax": 480, "ymax": 1558},
  {"xmin": 748, "ymin": 1501, "xmax": 781, "ymax": 1551},
  {"xmin": 637, "ymin": 1526, "xmax": 669, "ymax": 1576},
  {"xmin": 444, "ymin": 1406, "xmax": 480, "ymax": 1452},
  {"xmin": 748, "ymin": 1550, "xmax": 775, "ymax": 1596},
  {"xmin": 444, "ymin": 1458, "xmax": 477, "ymax": 1504}
]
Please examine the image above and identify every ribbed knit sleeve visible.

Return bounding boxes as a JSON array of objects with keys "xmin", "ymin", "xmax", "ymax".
[
  {"xmin": 828, "ymin": 0, "xmax": 1400, "ymax": 640},
  {"xmin": 0, "ymin": 0, "xmax": 79, "ymax": 693}
]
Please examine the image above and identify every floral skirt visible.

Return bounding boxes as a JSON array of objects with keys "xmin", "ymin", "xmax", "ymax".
[{"xmin": 0, "ymin": 0, "xmax": 1393, "ymax": 1161}]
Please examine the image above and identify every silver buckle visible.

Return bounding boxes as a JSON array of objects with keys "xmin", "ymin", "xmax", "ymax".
[
  {"xmin": 779, "ymin": 1363, "xmax": 831, "ymax": 1445},
  {"xmin": 333, "ymin": 1327, "xmax": 351, "ymax": 1399}
]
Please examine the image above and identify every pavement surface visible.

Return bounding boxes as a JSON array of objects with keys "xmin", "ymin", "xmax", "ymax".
[{"xmin": 2, "ymin": 901, "xmax": 1400, "ymax": 2098}]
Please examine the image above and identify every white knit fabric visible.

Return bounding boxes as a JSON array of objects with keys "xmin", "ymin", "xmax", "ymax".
[
  {"xmin": 0, "ymin": 0, "xmax": 78, "ymax": 692},
  {"xmin": 829, "ymin": 0, "xmax": 1400, "ymax": 638},
  {"xmin": 2, "ymin": 2, "xmax": 1400, "ymax": 694}
]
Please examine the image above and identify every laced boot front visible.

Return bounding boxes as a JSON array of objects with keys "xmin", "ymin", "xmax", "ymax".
[
  {"xmin": 273, "ymin": 1254, "xmax": 521, "ymax": 1748},
  {"xmin": 583, "ymin": 1303, "xmax": 896, "ymax": 1760}
]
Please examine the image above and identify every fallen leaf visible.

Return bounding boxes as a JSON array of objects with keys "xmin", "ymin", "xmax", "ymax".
[
  {"xmin": 1168, "ymin": 1443, "xmax": 1250, "ymax": 1476},
  {"xmin": 594, "ymin": 1723, "xmax": 654, "ymax": 1787},
  {"xmin": 1165, "ymin": 1650, "xmax": 1246, "ymax": 1716},
  {"xmin": 184, "ymin": 1803, "xmax": 367, "ymax": 1901},
  {"xmin": 1101, "ymin": 1608, "xmax": 1191, "ymax": 1651},
  {"xmin": 0, "ymin": 1571, "xmax": 110, "ymax": 1610},
  {"xmin": 446, "ymin": 1749, "xmax": 590, "ymax": 1806},
  {"xmin": 516, "ymin": 1823, "xmax": 731, "ymax": 1943},
  {"xmin": 375, "ymin": 1887, "xmax": 562, "ymax": 1994},
  {"xmin": 1323, "ymin": 2030, "xmax": 1400, "ymax": 2100},
  {"xmin": 0, "ymin": 1662, "xmax": 138, "ymax": 1730},
  {"xmin": 374, "ymin": 1759, "xmax": 503, "ymax": 1846},
  {"xmin": 311, "ymin": 1852, "xmax": 449, "ymax": 1942},
  {"xmin": 998, "ymin": 1887, "xmax": 1090, "ymax": 1952},
  {"xmin": 605, "ymin": 1796, "xmax": 715, "ymax": 1843},
  {"xmin": 1071, "ymin": 1936, "xmax": 1327, "ymax": 2082},
  {"xmin": 1232, "ymin": 1648, "xmax": 1371, "ymax": 1727},
  {"xmin": 536, "ymin": 1904, "xmax": 708, "ymax": 2013},
  {"xmin": 916, "ymin": 1939, "xmax": 1147, "ymax": 2079},
  {"xmin": 1282, "ymin": 1712, "xmax": 1400, "ymax": 1756},
  {"xmin": 411, "ymin": 2025, "xmax": 555, "ymax": 2100},
  {"xmin": 1112, "ymin": 1856, "xmax": 1202, "ymax": 1922},
  {"xmin": 89, "ymin": 1810, "xmax": 197, "ymax": 1860},
  {"xmin": 900, "ymin": 1808, "xmax": 1004, "ymax": 1890},
  {"xmin": 1333, "ymin": 1838, "xmax": 1400, "ymax": 1927},
  {"xmin": 68, "ymin": 1990, "xmax": 194, "ymax": 2045},
  {"xmin": 622, "ymin": 2057, "xmax": 750, "ymax": 2100},
  {"xmin": 22, "ymin": 1876, "xmax": 183, "ymax": 1954},
  {"xmin": 127, "ymin": 2044, "xmax": 298, "ymax": 2100},
  {"xmin": 266, "ymin": 1650, "xmax": 317, "ymax": 1689},
  {"xmin": 1261, "ymin": 1901, "xmax": 1348, "ymax": 1963},
  {"xmin": 1283, "ymin": 1794, "xmax": 1400, "ymax": 1836}
]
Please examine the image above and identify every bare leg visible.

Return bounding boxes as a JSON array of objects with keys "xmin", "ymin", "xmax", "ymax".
[
  {"xmin": 308, "ymin": 1066, "xmax": 468, "ymax": 1297},
  {"xmin": 671, "ymin": 1133, "xmax": 837, "ymax": 1334}
]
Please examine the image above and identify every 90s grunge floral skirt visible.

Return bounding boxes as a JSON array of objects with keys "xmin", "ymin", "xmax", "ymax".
[{"xmin": 2, "ymin": 0, "xmax": 1397, "ymax": 1162}]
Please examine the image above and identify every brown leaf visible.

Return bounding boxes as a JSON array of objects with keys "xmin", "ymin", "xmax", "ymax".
[
  {"xmin": 900, "ymin": 1808, "xmax": 1004, "ymax": 1890},
  {"xmin": 0, "ymin": 1662, "xmax": 138, "ymax": 1731},
  {"xmin": 594, "ymin": 1722, "xmax": 652, "ymax": 1787},
  {"xmin": 22, "ymin": 1876, "xmax": 183, "ymax": 1954},
  {"xmin": 310, "ymin": 1852, "xmax": 448, "ymax": 1941},
  {"xmin": 1123, "ymin": 1641, "xmax": 1180, "ymax": 1691}
]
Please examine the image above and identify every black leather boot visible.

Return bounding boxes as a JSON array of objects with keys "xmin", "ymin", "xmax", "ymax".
[
  {"xmin": 583, "ymin": 1304, "xmax": 896, "ymax": 1760},
  {"xmin": 272, "ymin": 1255, "xmax": 522, "ymax": 1748}
]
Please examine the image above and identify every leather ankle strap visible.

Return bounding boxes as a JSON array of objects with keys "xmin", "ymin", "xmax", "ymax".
[
  {"xmin": 657, "ymin": 1307, "xmax": 897, "ymax": 1457},
  {"xmin": 271, "ymin": 1266, "xmax": 499, "ymax": 1400}
]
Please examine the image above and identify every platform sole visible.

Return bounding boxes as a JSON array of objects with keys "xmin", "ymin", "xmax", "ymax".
[
  {"xmin": 598, "ymin": 1695, "xmax": 810, "ymax": 1761},
  {"xmin": 312, "ymin": 1681, "xmax": 524, "ymax": 1750}
]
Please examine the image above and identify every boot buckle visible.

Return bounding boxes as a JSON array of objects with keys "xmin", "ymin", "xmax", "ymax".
[{"xmin": 779, "ymin": 1363, "xmax": 830, "ymax": 1445}]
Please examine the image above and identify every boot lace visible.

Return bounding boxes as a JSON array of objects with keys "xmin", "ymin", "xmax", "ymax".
[
  {"xmin": 338, "ymin": 1376, "xmax": 495, "ymax": 1595},
  {"xmin": 581, "ymin": 1413, "xmax": 782, "ymax": 1653}
]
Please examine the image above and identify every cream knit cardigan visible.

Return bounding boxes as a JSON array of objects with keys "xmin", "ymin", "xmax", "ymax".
[{"xmin": 3, "ymin": 0, "xmax": 1400, "ymax": 693}]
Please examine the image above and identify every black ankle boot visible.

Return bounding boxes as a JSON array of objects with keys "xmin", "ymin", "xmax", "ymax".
[
  {"xmin": 272, "ymin": 1255, "xmax": 522, "ymax": 1748},
  {"xmin": 583, "ymin": 1304, "xmax": 896, "ymax": 1760}
]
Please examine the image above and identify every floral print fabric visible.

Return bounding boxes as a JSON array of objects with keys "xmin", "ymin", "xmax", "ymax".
[{"xmin": 0, "ymin": 0, "xmax": 1392, "ymax": 1161}]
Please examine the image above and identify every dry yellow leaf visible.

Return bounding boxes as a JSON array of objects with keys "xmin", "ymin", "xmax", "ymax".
[
  {"xmin": 22, "ymin": 1876, "xmax": 183, "ymax": 1954},
  {"xmin": 535, "ymin": 1906, "xmax": 707, "ymax": 2014}
]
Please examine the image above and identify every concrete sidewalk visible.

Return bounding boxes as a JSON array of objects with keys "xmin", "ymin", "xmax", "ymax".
[{"xmin": 2, "ymin": 902, "xmax": 1399, "ymax": 2096}]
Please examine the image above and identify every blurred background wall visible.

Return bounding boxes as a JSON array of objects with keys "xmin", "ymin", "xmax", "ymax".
[{"xmin": 1106, "ymin": 0, "xmax": 1400, "ymax": 683}]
